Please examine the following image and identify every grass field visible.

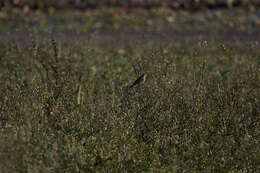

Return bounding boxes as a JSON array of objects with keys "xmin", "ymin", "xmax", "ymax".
[{"xmin": 0, "ymin": 7, "xmax": 259, "ymax": 172}]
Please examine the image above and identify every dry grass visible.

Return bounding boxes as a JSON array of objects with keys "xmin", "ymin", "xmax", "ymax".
[{"xmin": 0, "ymin": 36, "xmax": 259, "ymax": 172}]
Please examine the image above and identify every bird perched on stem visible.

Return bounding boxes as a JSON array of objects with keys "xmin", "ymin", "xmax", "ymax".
[{"xmin": 129, "ymin": 73, "xmax": 147, "ymax": 88}]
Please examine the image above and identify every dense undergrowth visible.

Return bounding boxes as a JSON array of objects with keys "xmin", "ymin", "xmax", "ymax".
[
  {"xmin": 0, "ymin": 37, "xmax": 259, "ymax": 172},
  {"xmin": 1, "ymin": 0, "xmax": 260, "ymax": 10}
]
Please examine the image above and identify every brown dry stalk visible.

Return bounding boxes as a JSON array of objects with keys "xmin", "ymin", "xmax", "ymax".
[{"xmin": 51, "ymin": 36, "xmax": 60, "ymax": 86}]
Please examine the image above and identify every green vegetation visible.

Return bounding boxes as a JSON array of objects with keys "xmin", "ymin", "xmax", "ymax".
[{"xmin": 0, "ymin": 7, "xmax": 259, "ymax": 173}]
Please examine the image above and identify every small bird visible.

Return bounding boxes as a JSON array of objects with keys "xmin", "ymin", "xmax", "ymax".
[{"xmin": 129, "ymin": 73, "xmax": 147, "ymax": 88}]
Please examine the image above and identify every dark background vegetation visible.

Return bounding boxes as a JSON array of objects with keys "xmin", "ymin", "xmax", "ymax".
[
  {"xmin": 1, "ymin": 0, "xmax": 260, "ymax": 10},
  {"xmin": 0, "ymin": 0, "xmax": 260, "ymax": 173}
]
